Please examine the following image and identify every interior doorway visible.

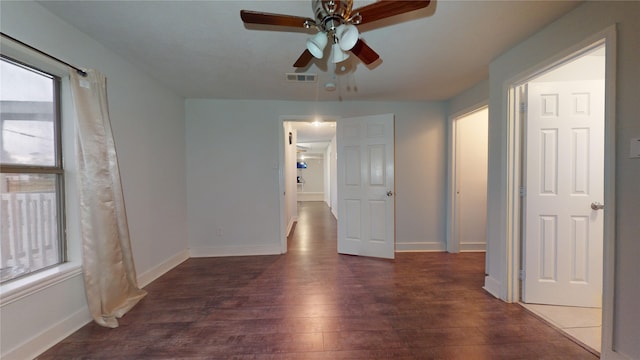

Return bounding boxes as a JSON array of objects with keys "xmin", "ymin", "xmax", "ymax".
[
  {"xmin": 281, "ymin": 113, "xmax": 397, "ymax": 260},
  {"xmin": 447, "ymin": 106, "xmax": 489, "ymax": 254},
  {"xmin": 512, "ymin": 42, "xmax": 607, "ymax": 354},
  {"xmin": 281, "ymin": 118, "xmax": 337, "ymax": 253}
]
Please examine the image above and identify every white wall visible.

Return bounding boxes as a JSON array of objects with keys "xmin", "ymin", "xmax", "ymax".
[
  {"xmin": 0, "ymin": 2, "xmax": 188, "ymax": 359},
  {"xmin": 298, "ymin": 158, "xmax": 324, "ymax": 194},
  {"xmin": 283, "ymin": 123, "xmax": 297, "ymax": 235},
  {"xmin": 323, "ymin": 143, "xmax": 331, "ymax": 206},
  {"xmin": 329, "ymin": 135, "xmax": 338, "ymax": 217},
  {"xmin": 186, "ymin": 100, "xmax": 448, "ymax": 255},
  {"xmin": 482, "ymin": 2, "xmax": 639, "ymax": 358}
]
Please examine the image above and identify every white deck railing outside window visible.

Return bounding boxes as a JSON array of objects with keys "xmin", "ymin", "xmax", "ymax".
[{"xmin": 0, "ymin": 192, "xmax": 60, "ymax": 282}]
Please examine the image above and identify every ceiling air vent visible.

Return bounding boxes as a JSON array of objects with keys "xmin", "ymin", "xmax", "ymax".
[{"xmin": 286, "ymin": 73, "xmax": 317, "ymax": 83}]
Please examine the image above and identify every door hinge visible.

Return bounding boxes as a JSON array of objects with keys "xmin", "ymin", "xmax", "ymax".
[
  {"xmin": 519, "ymin": 187, "xmax": 526, "ymax": 197},
  {"xmin": 519, "ymin": 102, "xmax": 527, "ymax": 113},
  {"xmin": 519, "ymin": 270, "xmax": 525, "ymax": 280}
]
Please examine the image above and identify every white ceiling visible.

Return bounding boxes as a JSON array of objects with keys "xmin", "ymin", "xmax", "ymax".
[
  {"xmin": 38, "ymin": 0, "xmax": 581, "ymax": 102},
  {"xmin": 291, "ymin": 120, "xmax": 336, "ymax": 142}
]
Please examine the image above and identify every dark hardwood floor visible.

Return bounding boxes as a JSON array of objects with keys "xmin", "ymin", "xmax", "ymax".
[{"xmin": 39, "ymin": 202, "xmax": 597, "ymax": 359}]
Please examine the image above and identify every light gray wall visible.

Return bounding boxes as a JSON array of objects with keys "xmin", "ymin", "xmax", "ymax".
[
  {"xmin": 298, "ymin": 158, "xmax": 324, "ymax": 193},
  {"xmin": 0, "ymin": 1, "xmax": 188, "ymax": 358},
  {"xmin": 483, "ymin": 2, "xmax": 639, "ymax": 358},
  {"xmin": 329, "ymin": 135, "xmax": 338, "ymax": 216},
  {"xmin": 283, "ymin": 122, "xmax": 297, "ymax": 234},
  {"xmin": 186, "ymin": 99, "xmax": 448, "ymax": 255},
  {"xmin": 323, "ymin": 142, "xmax": 331, "ymax": 206}
]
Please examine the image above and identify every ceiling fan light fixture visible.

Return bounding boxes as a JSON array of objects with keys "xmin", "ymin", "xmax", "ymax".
[
  {"xmin": 335, "ymin": 24, "xmax": 359, "ymax": 51},
  {"xmin": 306, "ymin": 32, "xmax": 328, "ymax": 59},
  {"xmin": 331, "ymin": 43, "xmax": 349, "ymax": 63}
]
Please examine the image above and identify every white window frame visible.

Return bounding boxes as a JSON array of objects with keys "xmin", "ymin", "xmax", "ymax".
[
  {"xmin": 0, "ymin": 38, "xmax": 82, "ymax": 306},
  {"xmin": 1, "ymin": 55, "xmax": 66, "ymax": 281}
]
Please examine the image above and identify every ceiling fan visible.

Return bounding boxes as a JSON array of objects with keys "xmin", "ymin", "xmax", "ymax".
[{"xmin": 240, "ymin": 0, "xmax": 431, "ymax": 68}]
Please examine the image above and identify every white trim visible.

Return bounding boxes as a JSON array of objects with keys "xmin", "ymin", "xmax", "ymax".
[
  {"xmin": 2, "ymin": 306, "xmax": 91, "ymax": 360},
  {"xmin": 286, "ymin": 216, "xmax": 298, "ymax": 237},
  {"xmin": 137, "ymin": 250, "xmax": 189, "ymax": 288},
  {"xmin": 506, "ymin": 85, "xmax": 523, "ymax": 303},
  {"xmin": 483, "ymin": 275, "xmax": 501, "ymax": 298},
  {"xmin": 446, "ymin": 104, "xmax": 489, "ymax": 253},
  {"xmin": 0, "ymin": 34, "xmax": 71, "ymax": 78},
  {"xmin": 0, "ymin": 263, "xmax": 82, "ymax": 306},
  {"xmin": 278, "ymin": 118, "xmax": 287, "ymax": 254},
  {"xmin": 189, "ymin": 244, "xmax": 282, "ymax": 258},
  {"xmin": 503, "ymin": 25, "xmax": 617, "ymax": 358},
  {"xmin": 460, "ymin": 243, "xmax": 486, "ymax": 252},
  {"xmin": 446, "ymin": 113, "xmax": 459, "ymax": 253},
  {"xmin": 599, "ymin": 24, "xmax": 619, "ymax": 360},
  {"xmin": 396, "ymin": 242, "xmax": 446, "ymax": 252}
]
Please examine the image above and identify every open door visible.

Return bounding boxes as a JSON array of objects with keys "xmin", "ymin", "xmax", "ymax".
[
  {"xmin": 337, "ymin": 114, "xmax": 395, "ymax": 259},
  {"xmin": 523, "ymin": 79, "xmax": 604, "ymax": 307}
]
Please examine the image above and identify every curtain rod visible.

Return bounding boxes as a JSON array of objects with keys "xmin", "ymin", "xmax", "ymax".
[{"xmin": 1, "ymin": 32, "xmax": 87, "ymax": 77}]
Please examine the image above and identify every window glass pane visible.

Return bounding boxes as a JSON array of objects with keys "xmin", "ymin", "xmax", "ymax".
[
  {"xmin": 1, "ymin": 173, "xmax": 62, "ymax": 282},
  {"xmin": 0, "ymin": 58, "xmax": 56, "ymax": 166}
]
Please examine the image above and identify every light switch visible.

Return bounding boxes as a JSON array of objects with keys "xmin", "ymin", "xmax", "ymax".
[{"xmin": 631, "ymin": 138, "xmax": 640, "ymax": 159}]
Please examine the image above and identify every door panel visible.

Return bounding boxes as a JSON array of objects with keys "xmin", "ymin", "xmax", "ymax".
[
  {"xmin": 337, "ymin": 114, "xmax": 395, "ymax": 259},
  {"xmin": 523, "ymin": 80, "xmax": 604, "ymax": 307}
]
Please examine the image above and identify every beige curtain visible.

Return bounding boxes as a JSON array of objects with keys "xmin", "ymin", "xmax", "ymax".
[{"xmin": 70, "ymin": 69, "xmax": 146, "ymax": 328}]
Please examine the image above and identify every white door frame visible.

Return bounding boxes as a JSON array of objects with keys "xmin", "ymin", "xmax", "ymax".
[
  {"xmin": 504, "ymin": 26, "xmax": 616, "ymax": 355},
  {"xmin": 446, "ymin": 104, "xmax": 488, "ymax": 253},
  {"xmin": 278, "ymin": 115, "xmax": 339, "ymax": 254}
]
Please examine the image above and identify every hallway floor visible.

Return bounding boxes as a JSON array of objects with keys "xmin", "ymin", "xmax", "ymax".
[{"xmin": 39, "ymin": 202, "xmax": 597, "ymax": 359}]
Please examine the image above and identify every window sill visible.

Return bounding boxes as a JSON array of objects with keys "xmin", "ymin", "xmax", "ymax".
[{"xmin": 0, "ymin": 263, "xmax": 83, "ymax": 307}]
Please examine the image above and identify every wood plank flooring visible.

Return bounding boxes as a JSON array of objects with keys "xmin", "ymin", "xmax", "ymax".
[{"xmin": 39, "ymin": 202, "xmax": 598, "ymax": 359}]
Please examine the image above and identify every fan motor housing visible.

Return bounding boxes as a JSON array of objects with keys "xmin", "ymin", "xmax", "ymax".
[{"xmin": 312, "ymin": 0, "xmax": 352, "ymax": 25}]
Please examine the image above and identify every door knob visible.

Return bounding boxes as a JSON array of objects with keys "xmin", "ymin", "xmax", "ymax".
[
  {"xmin": 386, "ymin": 191, "xmax": 394, "ymax": 197},
  {"xmin": 591, "ymin": 202, "xmax": 605, "ymax": 210}
]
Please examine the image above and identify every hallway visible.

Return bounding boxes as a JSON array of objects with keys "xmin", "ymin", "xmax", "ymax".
[{"xmin": 40, "ymin": 202, "xmax": 597, "ymax": 359}]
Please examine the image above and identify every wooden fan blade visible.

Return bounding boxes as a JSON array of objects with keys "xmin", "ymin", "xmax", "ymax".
[
  {"xmin": 240, "ymin": 10, "xmax": 315, "ymax": 28},
  {"xmin": 352, "ymin": 0, "xmax": 431, "ymax": 25},
  {"xmin": 351, "ymin": 39, "xmax": 380, "ymax": 65},
  {"xmin": 293, "ymin": 50, "xmax": 314, "ymax": 68}
]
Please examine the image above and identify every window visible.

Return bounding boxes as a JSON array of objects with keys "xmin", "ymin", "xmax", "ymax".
[{"xmin": 0, "ymin": 55, "xmax": 65, "ymax": 283}]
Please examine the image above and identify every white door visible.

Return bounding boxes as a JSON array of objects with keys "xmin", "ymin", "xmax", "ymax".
[
  {"xmin": 337, "ymin": 114, "xmax": 395, "ymax": 259},
  {"xmin": 454, "ymin": 108, "xmax": 488, "ymax": 252},
  {"xmin": 523, "ymin": 80, "xmax": 604, "ymax": 307}
]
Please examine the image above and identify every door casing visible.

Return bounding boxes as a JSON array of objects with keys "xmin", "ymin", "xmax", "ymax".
[
  {"xmin": 503, "ymin": 26, "xmax": 616, "ymax": 353},
  {"xmin": 446, "ymin": 106, "xmax": 489, "ymax": 254}
]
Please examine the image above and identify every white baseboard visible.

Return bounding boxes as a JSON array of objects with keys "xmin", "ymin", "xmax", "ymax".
[
  {"xmin": 190, "ymin": 244, "xmax": 282, "ymax": 258},
  {"xmin": 286, "ymin": 216, "xmax": 298, "ymax": 237},
  {"xmin": 331, "ymin": 207, "xmax": 337, "ymax": 219},
  {"xmin": 137, "ymin": 250, "xmax": 190, "ymax": 288},
  {"xmin": 5, "ymin": 251, "xmax": 191, "ymax": 360},
  {"xmin": 395, "ymin": 242, "xmax": 447, "ymax": 252},
  {"xmin": 483, "ymin": 275, "xmax": 502, "ymax": 299},
  {"xmin": 460, "ymin": 242, "xmax": 486, "ymax": 252},
  {"xmin": 3, "ymin": 306, "xmax": 91, "ymax": 360}
]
